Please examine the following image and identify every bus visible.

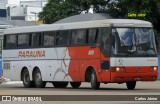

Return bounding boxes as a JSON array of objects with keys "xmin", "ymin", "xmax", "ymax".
[
  {"xmin": 0, "ymin": 24, "xmax": 12, "ymax": 78},
  {"xmin": 158, "ymin": 55, "xmax": 160, "ymax": 79},
  {"xmin": 3, "ymin": 19, "xmax": 158, "ymax": 89},
  {"xmin": 0, "ymin": 38, "xmax": 2, "ymax": 77},
  {"xmin": 0, "ymin": 26, "xmax": 4, "ymax": 78}
]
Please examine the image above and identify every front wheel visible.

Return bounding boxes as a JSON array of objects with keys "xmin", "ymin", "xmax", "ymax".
[
  {"xmin": 70, "ymin": 82, "xmax": 81, "ymax": 88},
  {"xmin": 33, "ymin": 69, "xmax": 46, "ymax": 88},
  {"xmin": 22, "ymin": 69, "xmax": 35, "ymax": 88},
  {"xmin": 126, "ymin": 81, "xmax": 136, "ymax": 90},
  {"xmin": 90, "ymin": 70, "xmax": 100, "ymax": 89}
]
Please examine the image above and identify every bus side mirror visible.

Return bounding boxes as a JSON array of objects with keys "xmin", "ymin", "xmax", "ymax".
[{"xmin": 101, "ymin": 61, "xmax": 110, "ymax": 70}]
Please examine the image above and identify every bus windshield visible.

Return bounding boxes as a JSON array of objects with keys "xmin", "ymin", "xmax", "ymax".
[{"xmin": 111, "ymin": 28, "xmax": 157, "ymax": 57}]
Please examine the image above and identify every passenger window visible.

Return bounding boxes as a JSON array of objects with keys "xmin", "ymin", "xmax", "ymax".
[
  {"xmin": 88, "ymin": 29, "xmax": 98, "ymax": 44},
  {"xmin": 71, "ymin": 29, "xmax": 86, "ymax": 45},
  {"xmin": 5, "ymin": 34, "xmax": 17, "ymax": 48},
  {"xmin": 18, "ymin": 34, "xmax": 29, "ymax": 47},
  {"xmin": 31, "ymin": 33, "xmax": 41, "ymax": 47},
  {"xmin": 56, "ymin": 31, "xmax": 70, "ymax": 46},
  {"xmin": 43, "ymin": 32, "xmax": 55, "ymax": 46}
]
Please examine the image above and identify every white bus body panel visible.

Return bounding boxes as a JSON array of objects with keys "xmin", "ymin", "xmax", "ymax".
[
  {"xmin": 3, "ymin": 48, "xmax": 72, "ymax": 81},
  {"xmin": 110, "ymin": 57, "xmax": 158, "ymax": 67}
]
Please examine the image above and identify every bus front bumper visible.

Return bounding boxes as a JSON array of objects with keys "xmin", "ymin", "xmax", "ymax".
[{"xmin": 111, "ymin": 72, "xmax": 158, "ymax": 82}]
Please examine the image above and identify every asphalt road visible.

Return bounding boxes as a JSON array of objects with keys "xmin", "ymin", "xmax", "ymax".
[{"xmin": 0, "ymin": 81, "xmax": 159, "ymax": 104}]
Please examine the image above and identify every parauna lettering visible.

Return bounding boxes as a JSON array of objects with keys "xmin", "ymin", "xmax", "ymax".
[{"xmin": 18, "ymin": 50, "xmax": 45, "ymax": 58}]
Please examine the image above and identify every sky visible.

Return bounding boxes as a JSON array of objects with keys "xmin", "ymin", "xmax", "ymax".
[
  {"xmin": 7, "ymin": 0, "xmax": 43, "ymax": 5},
  {"xmin": 8, "ymin": 0, "xmax": 20, "ymax": 5},
  {"xmin": 8, "ymin": 0, "xmax": 34, "ymax": 5}
]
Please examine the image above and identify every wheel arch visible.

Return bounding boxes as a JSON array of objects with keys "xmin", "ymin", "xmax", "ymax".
[
  {"xmin": 85, "ymin": 66, "xmax": 95, "ymax": 82},
  {"xmin": 85, "ymin": 65, "xmax": 101, "ymax": 82}
]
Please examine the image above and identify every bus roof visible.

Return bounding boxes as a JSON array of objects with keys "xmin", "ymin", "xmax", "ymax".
[{"xmin": 4, "ymin": 19, "xmax": 152, "ymax": 34}]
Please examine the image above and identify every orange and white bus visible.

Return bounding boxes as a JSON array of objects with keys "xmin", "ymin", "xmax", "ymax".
[{"xmin": 3, "ymin": 19, "xmax": 158, "ymax": 89}]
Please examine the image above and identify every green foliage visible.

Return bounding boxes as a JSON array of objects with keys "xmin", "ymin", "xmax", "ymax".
[
  {"xmin": 39, "ymin": 0, "xmax": 77, "ymax": 23},
  {"xmin": 38, "ymin": 0, "xmax": 109, "ymax": 24}
]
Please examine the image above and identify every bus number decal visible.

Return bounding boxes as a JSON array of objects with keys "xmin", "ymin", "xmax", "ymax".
[
  {"xmin": 3, "ymin": 62, "xmax": 10, "ymax": 70},
  {"xmin": 88, "ymin": 50, "xmax": 94, "ymax": 55}
]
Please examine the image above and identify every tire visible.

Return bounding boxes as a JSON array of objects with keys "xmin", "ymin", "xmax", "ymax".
[
  {"xmin": 22, "ymin": 69, "xmax": 35, "ymax": 88},
  {"xmin": 33, "ymin": 69, "xmax": 46, "ymax": 88},
  {"xmin": 90, "ymin": 70, "xmax": 100, "ymax": 89},
  {"xmin": 70, "ymin": 82, "xmax": 81, "ymax": 88},
  {"xmin": 126, "ymin": 81, "xmax": 136, "ymax": 90},
  {"xmin": 52, "ymin": 82, "xmax": 68, "ymax": 88}
]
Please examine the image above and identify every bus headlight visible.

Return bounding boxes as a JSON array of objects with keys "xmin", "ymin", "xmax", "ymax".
[
  {"xmin": 150, "ymin": 67, "xmax": 157, "ymax": 71},
  {"xmin": 116, "ymin": 67, "xmax": 120, "ymax": 71},
  {"xmin": 112, "ymin": 67, "xmax": 125, "ymax": 72}
]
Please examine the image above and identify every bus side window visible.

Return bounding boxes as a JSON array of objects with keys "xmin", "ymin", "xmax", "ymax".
[
  {"xmin": 71, "ymin": 29, "xmax": 86, "ymax": 45},
  {"xmin": 88, "ymin": 28, "xmax": 98, "ymax": 44},
  {"xmin": 43, "ymin": 31, "xmax": 55, "ymax": 46},
  {"xmin": 56, "ymin": 30, "xmax": 70, "ymax": 46},
  {"xmin": 31, "ymin": 33, "xmax": 41, "ymax": 47},
  {"xmin": 18, "ymin": 34, "xmax": 30, "ymax": 47},
  {"xmin": 5, "ymin": 34, "xmax": 17, "ymax": 49}
]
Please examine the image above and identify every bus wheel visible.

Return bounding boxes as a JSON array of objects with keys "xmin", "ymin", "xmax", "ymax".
[
  {"xmin": 33, "ymin": 69, "xmax": 46, "ymax": 88},
  {"xmin": 126, "ymin": 81, "xmax": 136, "ymax": 90},
  {"xmin": 52, "ymin": 82, "xmax": 68, "ymax": 88},
  {"xmin": 70, "ymin": 82, "xmax": 81, "ymax": 88},
  {"xmin": 22, "ymin": 69, "xmax": 35, "ymax": 88},
  {"xmin": 91, "ymin": 70, "xmax": 100, "ymax": 89}
]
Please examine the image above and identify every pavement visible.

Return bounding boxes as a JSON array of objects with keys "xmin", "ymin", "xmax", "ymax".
[{"xmin": 0, "ymin": 80, "xmax": 159, "ymax": 104}]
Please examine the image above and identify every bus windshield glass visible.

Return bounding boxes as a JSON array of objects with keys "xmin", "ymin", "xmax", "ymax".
[{"xmin": 111, "ymin": 28, "xmax": 157, "ymax": 57}]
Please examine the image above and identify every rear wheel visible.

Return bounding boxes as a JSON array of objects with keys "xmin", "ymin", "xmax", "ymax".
[
  {"xmin": 90, "ymin": 70, "xmax": 100, "ymax": 89},
  {"xmin": 52, "ymin": 82, "xmax": 68, "ymax": 88},
  {"xmin": 70, "ymin": 82, "xmax": 81, "ymax": 88},
  {"xmin": 33, "ymin": 69, "xmax": 46, "ymax": 88},
  {"xmin": 126, "ymin": 81, "xmax": 136, "ymax": 90},
  {"xmin": 22, "ymin": 69, "xmax": 35, "ymax": 88}
]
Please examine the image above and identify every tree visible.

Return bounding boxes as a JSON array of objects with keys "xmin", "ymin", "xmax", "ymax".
[
  {"xmin": 39, "ymin": 0, "xmax": 110, "ymax": 24},
  {"xmin": 39, "ymin": 0, "xmax": 76, "ymax": 23}
]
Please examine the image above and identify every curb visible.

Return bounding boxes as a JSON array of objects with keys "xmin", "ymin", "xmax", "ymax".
[
  {"xmin": 3, "ymin": 81, "xmax": 23, "ymax": 84},
  {"xmin": 0, "ymin": 77, "xmax": 23, "ymax": 84}
]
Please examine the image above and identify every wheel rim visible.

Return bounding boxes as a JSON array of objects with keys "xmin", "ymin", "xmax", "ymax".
[
  {"xmin": 24, "ymin": 72, "xmax": 29, "ymax": 84},
  {"xmin": 35, "ymin": 72, "xmax": 41, "ymax": 84}
]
